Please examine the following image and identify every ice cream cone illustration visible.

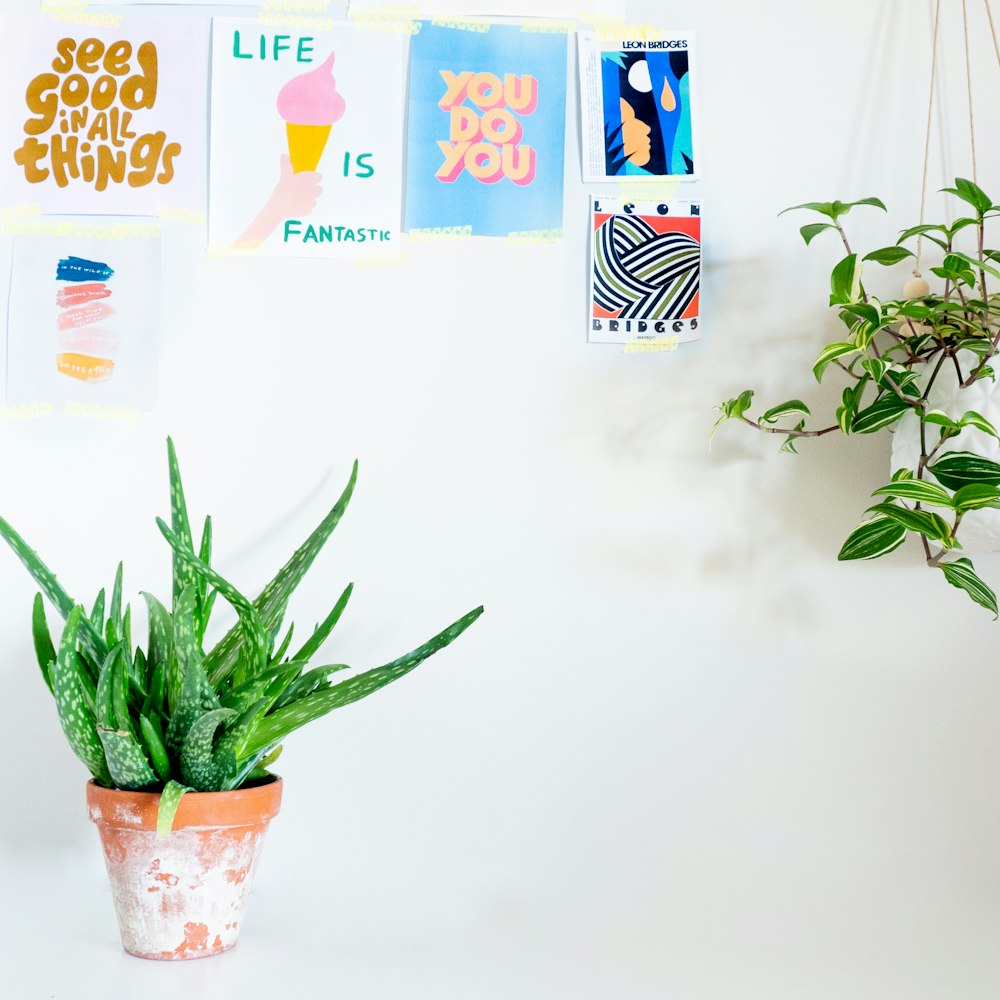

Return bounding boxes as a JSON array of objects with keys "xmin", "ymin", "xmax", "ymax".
[{"xmin": 277, "ymin": 52, "xmax": 346, "ymax": 173}]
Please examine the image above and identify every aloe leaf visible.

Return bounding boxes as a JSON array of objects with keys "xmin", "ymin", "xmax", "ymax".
[
  {"xmin": 32, "ymin": 593, "xmax": 56, "ymax": 695},
  {"xmin": 214, "ymin": 698, "xmax": 271, "ymax": 783},
  {"xmin": 219, "ymin": 661, "xmax": 302, "ymax": 713},
  {"xmin": 73, "ymin": 652, "xmax": 97, "ymax": 716},
  {"xmin": 96, "ymin": 727, "xmax": 158, "ymax": 789},
  {"xmin": 141, "ymin": 663, "xmax": 165, "ymax": 719},
  {"xmin": 205, "ymin": 462, "xmax": 359, "ymax": 686},
  {"xmin": 156, "ymin": 780, "xmax": 191, "ymax": 840},
  {"xmin": 140, "ymin": 713, "xmax": 171, "ymax": 781},
  {"xmin": 272, "ymin": 662, "xmax": 350, "ymax": 711},
  {"xmin": 291, "ymin": 583, "xmax": 353, "ymax": 665},
  {"xmin": 166, "ymin": 438, "xmax": 198, "ymax": 610},
  {"xmin": 0, "ymin": 516, "xmax": 108, "ymax": 662},
  {"xmin": 157, "ymin": 519, "xmax": 269, "ymax": 686},
  {"xmin": 89, "ymin": 589, "xmax": 106, "ymax": 629},
  {"xmin": 122, "ymin": 605, "xmax": 133, "ymax": 669},
  {"xmin": 270, "ymin": 624, "xmax": 295, "ymax": 665},
  {"xmin": 109, "ymin": 563, "xmax": 123, "ymax": 630},
  {"xmin": 180, "ymin": 708, "xmax": 237, "ymax": 791},
  {"xmin": 196, "ymin": 516, "xmax": 212, "ymax": 641},
  {"xmin": 244, "ymin": 605, "xmax": 484, "ymax": 757},
  {"xmin": 141, "ymin": 592, "xmax": 175, "ymax": 712},
  {"xmin": 52, "ymin": 607, "xmax": 111, "ymax": 784},
  {"xmin": 165, "ymin": 587, "xmax": 220, "ymax": 755}
]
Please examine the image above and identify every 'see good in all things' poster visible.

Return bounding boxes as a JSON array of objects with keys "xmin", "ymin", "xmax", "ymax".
[
  {"xmin": 0, "ymin": 16, "xmax": 208, "ymax": 215},
  {"xmin": 404, "ymin": 23, "xmax": 567, "ymax": 237},
  {"xmin": 589, "ymin": 197, "xmax": 701, "ymax": 345},
  {"xmin": 209, "ymin": 19, "xmax": 405, "ymax": 257},
  {"xmin": 578, "ymin": 32, "xmax": 696, "ymax": 183}
]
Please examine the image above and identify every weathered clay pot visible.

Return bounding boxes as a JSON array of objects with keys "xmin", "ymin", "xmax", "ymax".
[{"xmin": 87, "ymin": 777, "xmax": 282, "ymax": 960}]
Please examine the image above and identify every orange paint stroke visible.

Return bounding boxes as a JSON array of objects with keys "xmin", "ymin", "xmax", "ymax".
[
  {"xmin": 56, "ymin": 282, "xmax": 112, "ymax": 307},
  {"xmin": 57, "ymin": 301, "xmax": 115, "ymax": 330},
  {"xmin": 56, "ymin": 353, "xmax": 115, "ymax": 383},
  {"xmin": 58, "ymin": 327, "xmax": 120, "ymax": 356}
]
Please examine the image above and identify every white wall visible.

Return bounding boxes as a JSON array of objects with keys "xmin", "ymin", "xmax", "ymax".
[{"xmin": 3, "ymin": 1, "xmax": 1000, "ymax": 996}]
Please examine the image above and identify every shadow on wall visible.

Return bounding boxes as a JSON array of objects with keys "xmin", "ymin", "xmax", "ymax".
[{"xmin": 557, "ymin": 255, "xmax": 921, "ymax": 626}]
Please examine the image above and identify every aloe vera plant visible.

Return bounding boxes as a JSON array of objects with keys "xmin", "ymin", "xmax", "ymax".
[{"xmin": 2, "ymin": 440, "xmax": 483, "ymax": 836}]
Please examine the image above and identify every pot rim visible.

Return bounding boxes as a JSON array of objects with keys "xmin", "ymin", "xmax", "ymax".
[{"xmin": 87, "ymin": 776, "xmax": 283, "ymax": 832}]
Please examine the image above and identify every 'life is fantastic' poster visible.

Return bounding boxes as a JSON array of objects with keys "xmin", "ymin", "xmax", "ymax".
[{"xmin": 404, "ymin": 24, "xmax": 567, "ymax": 237}]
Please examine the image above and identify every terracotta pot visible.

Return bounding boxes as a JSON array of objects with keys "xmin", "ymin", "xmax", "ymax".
[{"xmin": 86, "ymin": 777, "xmax": 282, "ymax": 960}]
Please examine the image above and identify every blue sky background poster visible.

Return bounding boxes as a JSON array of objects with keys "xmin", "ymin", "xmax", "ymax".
[{"xmin": 404, "ymin": 24, "xmax": 567, "ymax": 236}]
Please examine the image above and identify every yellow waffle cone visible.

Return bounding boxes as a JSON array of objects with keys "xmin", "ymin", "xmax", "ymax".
[{"xmin": 285, "ymin": 123, "xmax": 332, "ymax": 172}]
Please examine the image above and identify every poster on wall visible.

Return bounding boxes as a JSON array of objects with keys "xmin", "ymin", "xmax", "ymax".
[
  {"xmin": 6, "ymin": 221, "xmax": 162, "ymax": 409},
  {"xmin": 0, "ymin": 16, "xmax": 208, "ymax": 215},
  {"xmin": 404, "ymin": 23, "xmax": 567, "ymax": 237},
  {"xmin": 578, "ymin": 32, "xmax": 696, "ymax": 183},
  {"xmin": 589, "ymin": 197, "xmax": 701, "ymax": 345},
  {"xmin": 209, "ymin": 19, "xmax": 405, "ymax": 257}
]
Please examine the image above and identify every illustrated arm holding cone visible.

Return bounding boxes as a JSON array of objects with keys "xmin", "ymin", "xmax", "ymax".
[{"xmin": 235, "ymin": 52, "xmax": 345, "ymax": 247}]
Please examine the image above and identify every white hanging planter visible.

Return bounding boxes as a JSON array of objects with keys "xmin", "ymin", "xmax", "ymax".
[{"xmin": 891, "ymin": 349, "xmax": 1000, "ymax": 554}]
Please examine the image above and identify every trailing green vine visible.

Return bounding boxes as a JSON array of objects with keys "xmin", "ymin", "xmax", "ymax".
[{"xmin": 716, "ymin": 178, "xmax": 1000, "ymax": 616}]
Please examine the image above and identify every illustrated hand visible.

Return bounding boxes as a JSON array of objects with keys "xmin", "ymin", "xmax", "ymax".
[
  {"xmin": 236, "ymin": 154, "xmax": 324, "ymax": 247},
  {"xmin": 270, "ymin": 154, "xmax": 323, "ymax": 217}
]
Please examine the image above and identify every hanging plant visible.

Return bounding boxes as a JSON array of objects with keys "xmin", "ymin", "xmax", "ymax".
[{"xmin": 715, "ymin": 177, "xmax": 1000, "ymax": 616}]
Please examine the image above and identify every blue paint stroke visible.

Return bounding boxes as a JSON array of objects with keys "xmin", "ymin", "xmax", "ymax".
[{"xmin": 56, "ymin": 257, "xmax": 114, "ymax": 282}]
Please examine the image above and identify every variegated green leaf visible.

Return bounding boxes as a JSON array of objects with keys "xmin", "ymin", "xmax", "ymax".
[
  {"xmin": 870, "ymin": 480, "xmax": 955, "ymax": 508},
  {"xmin": 180, "ymin": 708, "xmax": 236, "ymax": 791},
  {"xmin": 109, "ymin": 562, "xmax": 123, "ymax": 630},
  {"xmin": 52, "ymin": 607, "xmax": 111, "ymax": 784},
  {"xmin": 939, "ymin": 557, "xmax": 999, "ymax": 617},
  {"xmin": 156, "ymin": 780, "xmax": 191, "ymax": 839},
  {"xmin": 837, "ymin": 516, "xmax": 907, "ymax": 561},
  {"xmin": 244, "ymin": 605, "xmax": 484, "ymax": 757},
  {"xmin": 205, "ymin": 461, "xmax": 359, "ymax": 687}
]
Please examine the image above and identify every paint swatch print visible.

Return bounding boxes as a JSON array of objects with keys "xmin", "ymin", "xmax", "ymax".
[
  {"xmin": 6, "ymin": 225, "xmax": 161, "ymax": 408},
  {"xmin": 578, "ymin": 32, "xmax": 696, "ymax": 183},
  {"xmin": 55, "ymin": 256, "xmax": 118, "ymax": 384},
  {"xmin": 404, "ymin": 23, "xmax": 567, "ymax": 236},
  {"xmin": 589, "ymin": 197, "xmax": 701, "ymax": 344}
]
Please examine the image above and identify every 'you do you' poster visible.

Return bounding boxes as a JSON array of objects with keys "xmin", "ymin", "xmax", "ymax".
[
  {"xmin": 209, "ymin": 19, "xmax": 406, "ymax": 256},
  {"xmin": 404, "ymin": 23, "xmax": 567, "ymax": 237}
]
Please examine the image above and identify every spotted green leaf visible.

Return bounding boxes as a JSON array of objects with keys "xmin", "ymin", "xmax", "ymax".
[
  {"xmin": 291, "ymin": 583, "xmax": 353, "ymax": 664},
  {"xmin": 244, "ymin": 605, "xmax": 484, "ymax": 757},
  {"xmin": 166, "ymin": 437, "xmax": 198, "ymax": 610},
  {"xmin": 156, "ymin": 780, "xmax": 191, "ymax": 840},
  {"xmin": 205, "ymin": 461, "xmax": 359, "ymax": 687},
  {"xmin": 180, "ymin": 708, "xmax": 236, "ymax": 791},
  {"xmin": 32, "ymin": 593, "xmax": 56, "ymax": 695},
  {"xmin": 96, "ymin": 727, "xmax": 158, "ymax": 789},
  {"xmin": 52, "ymin": 606, "xmax": 111, "ymax": 784}
]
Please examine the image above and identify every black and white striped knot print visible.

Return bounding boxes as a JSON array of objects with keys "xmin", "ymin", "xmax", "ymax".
[{"xmin": 593, "ymin": 214, "xmax": 700, "ymax": 320}]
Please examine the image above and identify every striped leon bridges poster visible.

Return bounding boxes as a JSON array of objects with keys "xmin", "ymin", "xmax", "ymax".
[{"xmin": 589, "ymin": 197, "xmax": 700, "ymax": 346}]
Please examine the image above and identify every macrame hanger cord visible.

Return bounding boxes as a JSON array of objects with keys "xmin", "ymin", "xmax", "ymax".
[
  {"xmin": 916, "ymin": 0, "xmax": 943, "ymax": 279},
  {"xmin": 962, "ymin": 0, "xmax": 978, "ymax": 183}
]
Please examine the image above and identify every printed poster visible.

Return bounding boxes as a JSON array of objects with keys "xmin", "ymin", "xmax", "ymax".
[
  {"xmin": 6, "ymin": 220, "xmax": 162, "ymax": 409},
  {"xmin": 0, "ymin": 16, "xmax": 208, "ymax": 215},
  {"xmin": 578, "ymin": 32, "xmax": 696, "ymax": 183},
  {"xmin": 589, "ymin": 197, "xmax": 701, "ymax": 345},
  {"xmin": 404, "ymin": 23, "xmax": 567, "ymax": 237},
  {"xmin": 209, "ymin": 19, "xmax": 405, "ymax": 257}
]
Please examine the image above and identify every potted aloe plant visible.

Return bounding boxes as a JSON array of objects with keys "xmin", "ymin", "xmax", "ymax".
[
  {"xmin": 1, "ymin": 440, "xmax": 482, "ymax": 960},
  {"xmin": 716, "ymin": 177, "xmax": 1000, "ymax": 616}
]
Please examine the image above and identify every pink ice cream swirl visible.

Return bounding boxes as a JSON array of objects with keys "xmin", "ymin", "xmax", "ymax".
[{"xmin": 277, "ymin": 52, "xmax": 346, "ymax": 126}]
